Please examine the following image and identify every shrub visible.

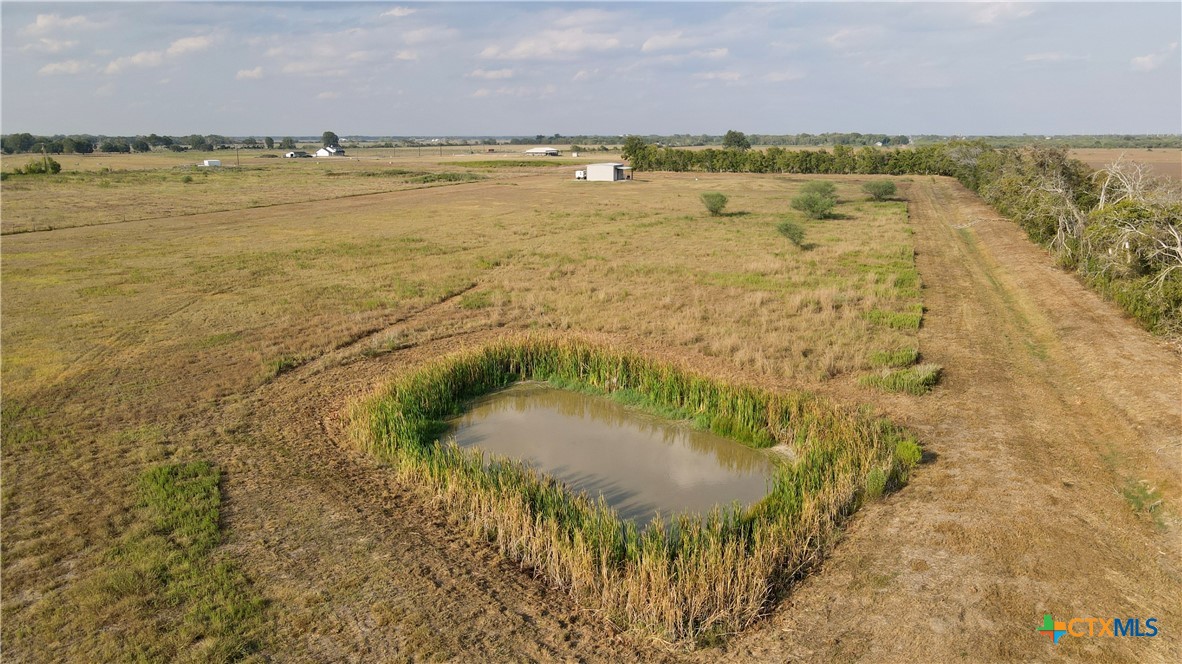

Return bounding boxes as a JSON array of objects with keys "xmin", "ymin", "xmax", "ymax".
[
  {"xmin": 777, "ymin": 220, "xmax": 806, "ymax": 248},
  {"xmin": 865, "ymin": 468, "xmax": 887, "ymax": 501},
  {"xmin": 21, "ymin": 156, "xmax": 62, "ymax": 175},
  {"xmin": 791, "ymin": 192, "xmax": 836, "ymax": 219},
  {"xmin": 800, "ymin": 180, "xmax": 837, "ymax": 198},
  {"xmin": 862, "ymin": 180, "xmax": 897, "ymax": 200},
  {"xmin": 700, "ymin": 192, "xmax": 729, "ymax": 216}
]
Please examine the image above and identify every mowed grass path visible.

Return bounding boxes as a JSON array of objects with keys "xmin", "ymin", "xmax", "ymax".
[{"xmin": 1, "ymin": 166, "xmax": 920, "ymax": 658}]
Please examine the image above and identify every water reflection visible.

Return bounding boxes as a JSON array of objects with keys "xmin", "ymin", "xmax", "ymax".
[{"xmin": 446, "ymin": 382, "xmax": 775, "ymax": 527}]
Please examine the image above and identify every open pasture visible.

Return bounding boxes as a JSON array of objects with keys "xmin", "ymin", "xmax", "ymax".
[
  {"xmin": 1071, "ymin": 147, "xmax": 1182, "ymax": 180},
  {"xmin": 1, "ymin": 164, "xmax": 924, "ymax": 657},
  {"xmin": 3, "ymin": 156, "xmax": 1178, "ymax": 661}
]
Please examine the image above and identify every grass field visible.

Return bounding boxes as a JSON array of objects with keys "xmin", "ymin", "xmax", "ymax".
[
  {"xmin": 1069, "ymin": 147, "xmax": 1182, "ymax": 180},
  {"xmin": 1, "ymin": 155, "xmax": 927, "ymax": 656},
  {"xmin": 3, "ymin": 148, "xmax": 1179, "ymax": 663}
]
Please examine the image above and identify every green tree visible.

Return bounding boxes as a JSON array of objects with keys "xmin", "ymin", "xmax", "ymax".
[
  {"xmin": 321, "ymin": 131, "xmax": 339, "ymax": 147},
  {"xmin": 131, "ymin": 138, "xmax": 151, "ymax": 153},
  {"xmin": 800, "ymin": 180, "xmax": 837, "ymax": 198},
  {"xmin": 279, "ymin": 137, "xmax": 296, "ymax": 150},
  {"xmin": 99, "ymin": 139, "xmax": 130, "ymax": 153},
  {"xmin": 791, "ymin": 192, "xmax": 835, "ymax": 219},
  {"xmin": 862, "ymin": 180, "xmax": 897, "ymax": 200},
  {"xmin": 722, "ymin": 129, "xmax": 751, "ymax": 151},
  {"xmin": 700, "ymin": 192, "xmax": 729, "ymax": 216},
  {"xmin": 264, "ymin": 137, "xmax": 274, "ymax": 149}
]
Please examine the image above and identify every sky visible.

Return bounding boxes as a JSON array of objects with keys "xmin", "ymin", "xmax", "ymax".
[{"xmin": 2, "ymin": 1, "xmax": 1180, "ymax": 137}]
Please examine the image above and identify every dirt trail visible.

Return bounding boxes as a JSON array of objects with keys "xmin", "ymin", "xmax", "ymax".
[
  {"xmin": 216, "ymin": 176, "xmax": 1180, "ymax": 661},
  {"xmin": 714, "ymin": 177, "xmax": 1181, "ymax": 662}
]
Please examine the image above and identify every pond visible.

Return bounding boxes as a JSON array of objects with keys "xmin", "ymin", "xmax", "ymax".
[{"xmin": 447, "ymin": 382, "xmax": 776, "ymax": 527}]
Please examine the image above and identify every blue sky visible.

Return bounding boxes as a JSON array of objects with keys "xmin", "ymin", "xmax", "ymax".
[{"xmin": 3, "ymin": 2, "xmax": 1179, "ymax": 136}]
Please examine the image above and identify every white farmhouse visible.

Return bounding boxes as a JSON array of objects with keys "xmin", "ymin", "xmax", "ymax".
[
  {"xmin": 315, "ymin": 146, "xmax": 345, "ymax": 157},
  {"xmin": 524, "ymin": 147, "xmax": 559, "ymax": 156}
]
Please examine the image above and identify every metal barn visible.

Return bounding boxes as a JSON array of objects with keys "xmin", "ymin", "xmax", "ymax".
[{"xmin": 585, "ymin": 163, "xmax": 632, "ymax": 182}]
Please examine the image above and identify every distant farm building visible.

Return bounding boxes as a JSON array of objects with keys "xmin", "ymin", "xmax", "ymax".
[
  {"xmin": 584, "ymin": 163, "xmax": 632, "ymax": 182},
  {"xmin": 284, "ymin": 150, "xmax": 310, "ymax": 158},
  {"xmin": 524, "ymin": 147, "xmax": 560, "ymax": 156},
  {"xmin": 315, "ymin": 146, "xmax": 345, "ymax": 157},
  {"xmin": 200, "ymin": 159, "xmax": 221, "ymax": 168}
]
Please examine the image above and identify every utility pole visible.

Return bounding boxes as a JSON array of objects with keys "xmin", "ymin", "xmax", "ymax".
[{"xmin": 236, "ymin": 148, "xmax": 241, "ymax": 168}]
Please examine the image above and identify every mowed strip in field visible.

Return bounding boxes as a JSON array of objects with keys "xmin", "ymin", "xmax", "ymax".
[{"xmin": 1, "ymin": 167, "xmax": 923, "ymax": 659}]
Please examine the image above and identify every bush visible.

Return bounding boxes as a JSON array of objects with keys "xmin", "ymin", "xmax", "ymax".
[
  {"xmin": 862, "ymin": 180, "xmax": 897, "ymax": 200},
  {"xmin": 800, "ymin": 180, "xmax": 837, "ymax": 198},
  {"xmin": 777, "ymin": 220, "xmax": 806, "ymax": 248},
  {"xmin": 700, "ymin": 192, "xmax": 729, "ymax": 216},
  {"xmin": 791, "ymin": 191, "xmax": 835, "ymax": 219},
  {"xmin": 20, "ymin": 157, "xmax": 61, "ymax": 175}
]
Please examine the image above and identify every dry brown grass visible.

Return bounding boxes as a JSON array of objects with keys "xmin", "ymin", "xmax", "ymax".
[
  {"xmin": 1, "ymin": 157, "xmax": 921, "ymax": 658},
  {"xmin": 1070, "ymin": 147, "xmax": 1182, "ymax": 181}
]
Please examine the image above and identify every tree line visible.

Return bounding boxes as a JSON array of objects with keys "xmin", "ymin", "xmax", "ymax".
[
  {"xmin": 1, "ymin": 133, "xmax": 300, "ymax": 155},
  {"xmin": 622, "ymin": 138, "xmax": 1182, "ymax": 337}
]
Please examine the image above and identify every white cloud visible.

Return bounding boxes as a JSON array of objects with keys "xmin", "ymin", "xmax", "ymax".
[
  {"xmin": 24, "ymin": 13, "xmax": 99, "ymax": 36},
  {"xmin": 1131, "ymin": 42, "xmax": 1178, "ymax": 72},
  {"xmin": 380, "ymin": 7, "xmax": 416, "ymax": 19},
  {"xmin": 104, "ymin": 50, "xmax": 164, "ymax": 74},
  {"xmin": 572, "ymin": 68, "xmax": 600, "ymax": 82},
  {"xmin": 103, "ymin": 34, "xmax": 213, "ymax": 75},
  {"xmin": 167, "ymin": 35, "xmax": 213, "ymax": 57},
  {"xmin": 972, "ymin": 3, "xmax": 1034, "ymax": 25},
  {"xmin": 825, "ymin": 26, "xmax": 881, "ymax": 49},
  {"xmin": 642, "ymin": 32, "xmax": 688, "ymax": 53},
  {"xmin": 236, "ymin": 66, "xmax": 264, "ymax": 80},
  {"xmin": 317, "ymin": 91, "xmax": 340, "ymax": 100},
  {"xmin": 695, "ymin": 48, "xmax": 728, "ymax": 60},
  {"xmin": 283, "ymin": 61, "xmax": 347, "ymax": 77},
  {"xmin": 480, "ymin": 28, "xmax": 621, "ymax": 60},
  {"xmin": 694, "ymin": 71, "xmax": 741, "ymax": 82},
  {"xmin": 395, "ymin": 50, "xmax": 419, "ymax": 61},
  {"xmin": 22, "ymin": 38, "xmax": 78, "ymax": 54},
  {"xmin": 764, "ymin": 69, "xmax": 805, "ymax": 83},
  {"xmin": 468, "ymin": 68, "xmax": 513, "ymax": 80},
  {"xmin": 38, "ymin": 60, "xmax": 89, "ymax": 76},
  {"xmin": 471, "ymin": 85, "xmax": 557, "ymax": 99}
]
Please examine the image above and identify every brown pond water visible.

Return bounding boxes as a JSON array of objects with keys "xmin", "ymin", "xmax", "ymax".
[{"xmin": 446, "ymin": 382, "xmax": 776, "ymax": 527}]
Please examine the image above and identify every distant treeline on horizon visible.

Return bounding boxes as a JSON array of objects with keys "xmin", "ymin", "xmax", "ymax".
[{"xmin": 2, "ymin": 131, "xmax": 1180, "ymax": 155}]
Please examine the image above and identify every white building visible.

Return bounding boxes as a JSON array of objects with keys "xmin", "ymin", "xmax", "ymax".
[
  {"xmin": 284, "ymin": 150, "xmax": 310, "ymax": 158},
  {"xmin": 315, "ymin": 146, "xmax": 345, "ymax": 157},
  {"xmin": 200, "ymin": 159, "xmax": 221, "ymax": 168},
  {"xmin": 524, "ymin": 147, "xmax": 559, "ymax": 156},
  {"xmin": 585, "ymin": 163, "xmax": 631, "ymax": 182}
]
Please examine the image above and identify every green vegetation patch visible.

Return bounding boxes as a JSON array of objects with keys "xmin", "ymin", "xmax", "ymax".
[
  {"xmin": 351, "ymin": 338, "xmax": 920, "ymax": 646},
  {"xmin": 859, "ymin": 363, "xmax": 943, "ymax": 395},
  {"xmin": 94, "ymin": 462, "xmax": 264, "ymax": 660},
  {"xmin": 868, "ymin": 347, "xmax": 920, "ymax": 369},
  {"xmin": 864, "ymin": 304, "xmax": 924, "ymax": 329}
]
